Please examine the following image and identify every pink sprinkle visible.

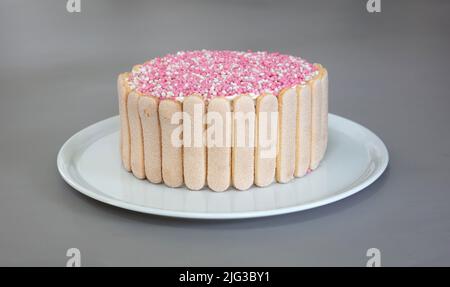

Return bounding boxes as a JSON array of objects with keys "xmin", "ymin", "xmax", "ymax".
[{"xmin": 130, "ymin": 50, "xmax": 317, "ymax": 99}]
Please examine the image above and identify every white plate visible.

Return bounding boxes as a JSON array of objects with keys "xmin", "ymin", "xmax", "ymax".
[{"xmin": 57, "ymin": 114, "xmax": 388, "ymax": 219}]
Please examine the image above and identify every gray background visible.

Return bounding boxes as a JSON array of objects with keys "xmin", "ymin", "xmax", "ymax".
[{"xmin": 0, "ymin": 0, "xmax": 449, "ymax": 266}]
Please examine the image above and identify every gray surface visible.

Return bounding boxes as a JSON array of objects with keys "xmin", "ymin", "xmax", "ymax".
[{"xmin": 0, "ymin": 0, "xmax": 449, "ymax": 266}]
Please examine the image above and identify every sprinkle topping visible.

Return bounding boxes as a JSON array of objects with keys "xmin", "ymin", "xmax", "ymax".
[{"xmin": 130, "ymin": 50, "xmax": 317, "ymax": 100}]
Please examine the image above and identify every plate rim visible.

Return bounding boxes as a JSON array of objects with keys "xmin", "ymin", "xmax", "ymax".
[{"xmin": 57, "ymin": 114, "xmax": 389, "ymax": 220}]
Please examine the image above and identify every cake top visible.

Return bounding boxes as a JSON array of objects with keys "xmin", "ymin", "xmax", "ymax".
[{"xmin": 129, "ymin": 50, "xmax": 317, "ymax": 100}]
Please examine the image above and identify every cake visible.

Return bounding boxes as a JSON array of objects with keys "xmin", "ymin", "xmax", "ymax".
[{"xmin": 117, "ymin": 50, "xmax": 328, "ymax": 192}]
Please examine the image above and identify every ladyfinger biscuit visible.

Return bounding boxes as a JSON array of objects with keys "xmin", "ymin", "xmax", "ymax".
[
  {"xmin": 319, "ymin": 66, "xmax": 329, "ymax": 161},
  {"xmin": 138, "ymin": 96, "xmax": 162, "ymax": 184},
  {"xmin": 255, "ymin": 93, "xmax": 278, "ymax": 187},
  {"xmin": 127, "ymin": 91, "xmax": 145, "ymax": 179},
  {"xmin": 206, "ymin": 97, "xmax": 232, "ymax": 192},
  {"xmin": 310, "ymin": 70, "xmax": 323, "ymax": 170},
  {"xmin": 159, "ymin": 99, "xmax": 183, "ymax": 188},
  {"xmin": 183, "ymin": 95, "xmax": 206, "ymax": 190},
  {"xmin": 117, "ymin": 73, "xmax": 131, "ymax": 171},
  {"xmin": 232, "ymin": 95, "xmax": 255, "ymax": 191},
  {"xmin": 276, "ymin": 87, "xmax": 298, "ymax": 183},
  {"xmin": 294, "ymin": 84, "xmax": 312, "ymax": 177}
]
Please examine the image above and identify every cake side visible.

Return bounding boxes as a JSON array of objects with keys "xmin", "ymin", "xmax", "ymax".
[{"xmin": 117, "ymin": 73, "xmax": 132, "ymax": 171}]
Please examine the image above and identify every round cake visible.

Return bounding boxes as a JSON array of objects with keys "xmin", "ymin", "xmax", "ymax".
[{"xmin": 117, "ymin": 50, "xmax": 328, "ymax": 191}]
